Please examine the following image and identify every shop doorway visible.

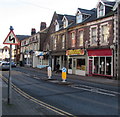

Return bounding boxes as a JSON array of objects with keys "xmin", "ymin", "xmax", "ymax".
[{"xmin": 72, "ymin": 58, "xmax": 76, "ymax": 74}]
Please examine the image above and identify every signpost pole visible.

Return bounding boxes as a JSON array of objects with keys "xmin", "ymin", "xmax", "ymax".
[
  {"xmin": 3, "ymin": 26, "xmax": 19, "ymax": 104},
  {"xmin": 8, "ymin": 44, "xmax": 12, "ymax": 104}
]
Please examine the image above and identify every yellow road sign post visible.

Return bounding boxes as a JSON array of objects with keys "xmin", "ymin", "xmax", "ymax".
[{"xmin": 62, "ymin": 67, "xmax": 67, "ymax": 82}]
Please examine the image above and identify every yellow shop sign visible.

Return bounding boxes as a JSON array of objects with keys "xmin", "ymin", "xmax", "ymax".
[{"xmin": 66, "ymin": 49, "xmax": 85, "ymax": 55}]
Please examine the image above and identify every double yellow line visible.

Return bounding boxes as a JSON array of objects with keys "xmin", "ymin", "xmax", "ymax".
[{"xmin": 1, "ymin": 76, "xmax": 77, "ymax": 117}]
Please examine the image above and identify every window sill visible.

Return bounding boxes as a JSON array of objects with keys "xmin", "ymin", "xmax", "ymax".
[
  {"xmin": 90, "ymin": 43, "xmax": 97, "ymax": 46},
  {"xmin": 100, "ymin": 42, "xmax": 108, "ymax": 46}
]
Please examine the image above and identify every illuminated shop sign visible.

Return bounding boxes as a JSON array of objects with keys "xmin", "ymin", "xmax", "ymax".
[{"xmin": 66, "ymin": 49, "xmax": 85, "ymax": 56}]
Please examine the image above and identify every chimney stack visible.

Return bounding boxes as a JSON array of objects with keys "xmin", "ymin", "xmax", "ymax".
[
  {"xmin": 40, "ymin": 22, "xmax": 46, "ymax": 31},
  {"xmin": 31, "ymin": 28, "xmax": 36, "ymax": 35}
]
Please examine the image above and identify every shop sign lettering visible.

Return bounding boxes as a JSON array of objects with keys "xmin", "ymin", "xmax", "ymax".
[{"xmin": 66, "ymin": 49, "xmax": 85, "ymax": 56}]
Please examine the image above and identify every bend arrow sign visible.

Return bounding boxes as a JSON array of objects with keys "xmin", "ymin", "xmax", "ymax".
[{"xmin": 3, "ymin": 30, "xmax": 20, "ymax": 45}]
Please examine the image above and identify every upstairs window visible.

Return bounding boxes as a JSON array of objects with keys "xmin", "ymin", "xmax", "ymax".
[
  {"xmin": 62, "ymin": 35, "xmax": 65, "ymax": 49},
  {"xmin": 90, "ymin": 26, "xmax": 98, "ymax": 45},
  {"xmin": 76, "ymin": 13, "xmax": 82, "ymax": 23},
  {"xmin": 82, "ymin": 14, "xmax": 89, "ymax": 21},
  {"xmin": 97, "ymin": 2, "xmax": 105, "ymax": 18},
  {"xmin": 63, "ymin": 20, "xmax": 67, "ymax": 28},
  {"xmin": 62, "ymin": 17, "xmax": 68, "ymax": 28},
  {"xmin": 101, "ymin": 24, "xmax": 109, "ymax": 44},
  {"xmin": 55, "ymin": 20, "xmax": 59, "ymax": 31},
  {"xmin": 71, "ymin": 32, "xmax": 76, "ymax": 47},
  {"xmin": 79, "ymin": 30, "xmax": 84, "ymax": 46},
  {"xmin": 53, "ymin": 36, "xmax": 57, "ymax": 50}
]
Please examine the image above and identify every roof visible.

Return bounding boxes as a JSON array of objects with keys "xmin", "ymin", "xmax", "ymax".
[
  {"xmin": 57, "ymin": 14, "xmax": 64, "ymax": 25},
  {"xmin": 104, "ymin": 1, "xmax": 116, "ymax": 6},
  {"xmin": 78, "ymin": 8, "xmax": 95, "ymax": 15},
  {"xmin": 57, "ymin": 14, "xmax": 64, "ymax": 20},
  {"xmin": 64, "ymin": 14, "xmax": 75, "ymax": 21},
  {"xmin": 16, "ymin": 35, "xmax": 30, "ymax": 41}
]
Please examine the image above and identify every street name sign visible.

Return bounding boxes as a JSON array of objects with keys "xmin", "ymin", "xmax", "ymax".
[{"xmin": 3, "ymin": 30, "xmax": 20, "ymax": 45}]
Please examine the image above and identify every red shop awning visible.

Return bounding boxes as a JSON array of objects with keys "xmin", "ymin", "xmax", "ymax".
[{"xmin": 88, "ymin": 49, "xmax": 112, "ymax": 56}]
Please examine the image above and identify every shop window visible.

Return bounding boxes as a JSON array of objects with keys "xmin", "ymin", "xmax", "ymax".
[
  {"xmin": 100, "ymin": 57, "xmax": 105, "ymax": 74},
  {"xmin": 68, "ymin": 58, "xmax": 72, "ymax": 69},
  {"xmin": 76, "ymin": 59, "xmax": 85, "ymax": 71},
  {"xmin": 94, "ymin": 57, "xmax": 99, "ymax": 74},
  {"xmin": 106, "ymin": 57, "xmax": 111, "ymax": 75}
]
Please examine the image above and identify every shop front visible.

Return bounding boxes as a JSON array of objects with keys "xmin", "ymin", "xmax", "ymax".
[
  {"xmin": 51, "ymin": 51, "xmax": 66, "ymax": 71},
  {"xmin": 87, "ymin": 49, "xmax": 113, "ymax": 77},
  {"xmin": 34, "ymin": 51, "xmax": 49, "ymax": 68},
  {"xmin": 66, "ymin": 49, "xmax": 86, "ymax": 76}
]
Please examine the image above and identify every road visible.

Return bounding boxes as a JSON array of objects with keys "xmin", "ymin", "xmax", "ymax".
[{"xmin": 2, "ymin": 67, "xmax": 119, "ymax": 116}]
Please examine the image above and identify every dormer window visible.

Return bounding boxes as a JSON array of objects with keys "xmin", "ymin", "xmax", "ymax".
[
  {"xmin": 55, "ymin": 20, "xmax": 59, "ymax": 31},
  {"xmin": 76, "ymin": 10, "xmax": 90, "ymax": 24},
  {"xmin": 82, "ymin": 14, "xmax": 89, "ymax": 21},
  {"xmin": 62, "ymin": 16, "xmax": 68, "ymax": 28},
  {"xmin": 76, "ymin": 12, "xmax": 82, "ymax": 23},
  {"xmin": 97, "ymin": 2, "xmax": 105, "ymax": 18}
]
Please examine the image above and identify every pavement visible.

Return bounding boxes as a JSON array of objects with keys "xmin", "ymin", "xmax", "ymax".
[{"xmin": 1, "ymin": 66, "xmax": 120, "ymax": 116}]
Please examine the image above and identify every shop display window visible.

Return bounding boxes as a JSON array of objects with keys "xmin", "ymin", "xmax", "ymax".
[
  {"xmin": 106, "ymin": 57, "xmax": 111, "ymax": 75},
  {"xmin": 93, "ymin": 56, "xmax": 112, "ymax": 76},
  {"xmin": 100, "ymin": 57, "xmax": 105, "ymax": 74},
  {"xmin": 77, "ymin": 59, "xmax": 85, "ymax": 71},
  {"xmin": 94, "ymin": 57, "xmax": 99, "ymax": 73}
]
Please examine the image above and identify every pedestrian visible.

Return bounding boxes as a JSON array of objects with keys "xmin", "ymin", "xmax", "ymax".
[{"xmin": 55, "ymin": 63, "xmax": 60, "ymax": 73}]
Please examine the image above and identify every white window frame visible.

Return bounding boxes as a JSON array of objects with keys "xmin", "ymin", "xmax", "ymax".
[{"xmin": 90, "ymin": 25, "xmax": 98, "ymax": 46}]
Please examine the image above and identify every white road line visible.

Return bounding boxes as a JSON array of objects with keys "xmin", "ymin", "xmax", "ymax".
[
  {"xmin": 33, "ymin": 76, "xmax": 40, "ymax": 79},
  {"xmin": 71, "ymin": 85, "xmax": 117, "ymax": 97}
]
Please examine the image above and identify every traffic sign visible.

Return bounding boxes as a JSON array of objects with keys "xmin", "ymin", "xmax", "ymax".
[
  {"xmin": 62, "ymin": 67, "xmax": 67, "ymax": 72},
  {"xmin": 3, "ymin": 30, "xmax": 20, "ymax": 45}
]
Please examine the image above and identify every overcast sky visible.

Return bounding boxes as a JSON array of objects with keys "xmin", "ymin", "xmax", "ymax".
[{"xmin": 0, "ymin": 0, "xmax": 115, "ymax": 47}]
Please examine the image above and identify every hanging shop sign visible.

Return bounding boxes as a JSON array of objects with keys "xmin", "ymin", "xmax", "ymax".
[{"xmin": 66, "ymin": 49, "xmax": 85, "ymax": 56}]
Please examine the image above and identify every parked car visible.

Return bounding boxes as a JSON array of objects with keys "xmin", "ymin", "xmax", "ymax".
[{"xmin": 0, "ymin": 62, "xmax": 10, "ymax": 70}]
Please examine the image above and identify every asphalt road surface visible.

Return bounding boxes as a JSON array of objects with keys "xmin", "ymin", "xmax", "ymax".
[{"xmin": 2, "ymin": 67, "xmax": 119, "ymax": 116}]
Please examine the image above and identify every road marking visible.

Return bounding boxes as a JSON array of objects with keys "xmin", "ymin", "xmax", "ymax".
[
  {"xmin": 1, "ymin": 76, "xmax": 76, "ymax": 117},
  {"xmin": 8, "ymin": 70, "xmax": 120, "ymax": 97},
  {"xmin": 33, "ymin": 76, "xmax": 40, "ymax": 80},
  {"xmin": 71, "ymin": 85, "xmax": 117, "ymax": 97}
]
